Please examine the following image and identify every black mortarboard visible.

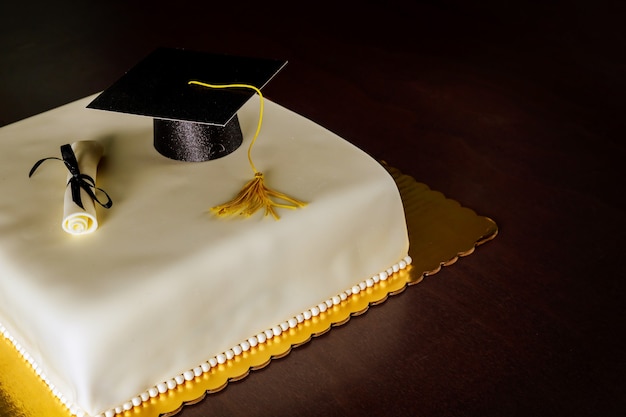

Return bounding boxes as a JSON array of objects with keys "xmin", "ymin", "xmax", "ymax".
[{"xmin": 87, "ymin": 47, "xmax": 287, "ymax": 162}]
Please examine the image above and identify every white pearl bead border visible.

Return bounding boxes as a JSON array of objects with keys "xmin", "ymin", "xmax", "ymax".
[{"xmin": 0, "ymin": 255, "xmax": 411, "ymax": 417}]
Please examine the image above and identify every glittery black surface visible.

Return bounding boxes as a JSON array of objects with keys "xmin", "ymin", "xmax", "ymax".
[{"xmin": 153, "ymin": 117, "xmax": 243, "ymax": 162}]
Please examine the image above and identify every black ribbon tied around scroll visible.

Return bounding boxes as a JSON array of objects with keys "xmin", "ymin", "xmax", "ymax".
[{"xmin": 29, "ymin": 144, "xmax": 113, "ymax": 210}]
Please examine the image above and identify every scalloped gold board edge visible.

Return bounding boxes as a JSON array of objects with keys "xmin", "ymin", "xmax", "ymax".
[{"xmin": 0, "ymin": 164, "xmax": 498, "ymax": 417}]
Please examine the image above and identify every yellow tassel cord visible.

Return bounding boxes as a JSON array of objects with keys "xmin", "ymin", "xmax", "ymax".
[{"xmin": 188, "ymin": 81, "xmax": 306, "ymax": 219}]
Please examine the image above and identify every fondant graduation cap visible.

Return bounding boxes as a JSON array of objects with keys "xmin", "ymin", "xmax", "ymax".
[
  {"xmin": 87, "ymin": 47, "xmax": 287, "ymax": 162},
  {"xmin": 88, "ymin": 47, "xmax": 305, "ymax": 219}
]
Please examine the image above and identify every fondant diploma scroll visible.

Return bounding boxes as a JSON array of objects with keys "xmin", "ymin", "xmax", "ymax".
[
  {"xmin": 62, "ymin": 141, "xmax": 106, "ymax": 234},
  {"xmin": 29, "ymin": 141, "xmax": 112, "ymax": 235}
]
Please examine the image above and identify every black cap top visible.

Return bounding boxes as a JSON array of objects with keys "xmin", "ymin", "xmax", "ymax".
[{"xmin": 88, "ymin": 47, "xmax": 287, "ymax": 126}]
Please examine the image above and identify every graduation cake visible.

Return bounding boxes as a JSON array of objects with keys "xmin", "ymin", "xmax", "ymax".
[{"xmin": 0, "ymin": 48, "xmax": 410, "ymax": 417}]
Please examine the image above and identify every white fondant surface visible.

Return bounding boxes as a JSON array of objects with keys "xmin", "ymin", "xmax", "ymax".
[{"xmin": 0, "ymin": 95, "xmax": 409, "ymax": 416}]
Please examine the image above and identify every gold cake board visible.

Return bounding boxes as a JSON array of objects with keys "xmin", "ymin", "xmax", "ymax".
[{"xmin": 0, "ymin": 165, "xmax": 498, "ymax": 417}]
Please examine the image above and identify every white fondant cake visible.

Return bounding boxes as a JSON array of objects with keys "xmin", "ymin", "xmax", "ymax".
[{"xmin": 0, "ymin": 94, "xmax": 409, "ymax": 417}]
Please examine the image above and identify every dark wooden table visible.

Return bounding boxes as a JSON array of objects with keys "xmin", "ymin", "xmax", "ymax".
[{"xmin": 2, "ymin": 1, "xmax": 624, "ymax": 416}]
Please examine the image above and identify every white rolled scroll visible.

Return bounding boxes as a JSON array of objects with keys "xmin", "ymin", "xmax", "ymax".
[{"xmin": 62, "ymin": 141, "xmax": 105, "ymax": 235}]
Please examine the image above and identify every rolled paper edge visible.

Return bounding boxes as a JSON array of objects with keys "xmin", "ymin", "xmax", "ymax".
[
  {"xmin": 62, "ymin": 210, "xmax": 98, "ymax": 235},
  {"xmin": 61, "ymin": 141, "xmax": 104, "ymax": 235}
]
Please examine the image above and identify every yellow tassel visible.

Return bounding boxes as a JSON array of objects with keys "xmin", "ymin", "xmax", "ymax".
[
  {"xmin": 188, "ymin": 80, "xmax": 307, "ymax": 219},
  {"xmin": 212, "ymin": 172, "xmax": 307, "ymax": 220}
]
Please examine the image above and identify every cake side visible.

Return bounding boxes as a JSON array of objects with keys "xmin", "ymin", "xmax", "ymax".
[{"xmin": 0, "ymin": 95, "xmax": 409, "ymax": 416}]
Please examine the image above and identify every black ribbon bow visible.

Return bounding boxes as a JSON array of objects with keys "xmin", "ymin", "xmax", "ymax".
[{"xmin": 29, "ymin": 144, "xmax": 113, "ymax": 210}]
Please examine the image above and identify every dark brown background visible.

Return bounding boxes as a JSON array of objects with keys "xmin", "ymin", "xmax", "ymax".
[{"xmin": 1, "ymin": 1, "xmax": 624, "ymax": 416}]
